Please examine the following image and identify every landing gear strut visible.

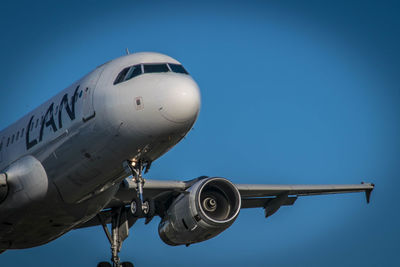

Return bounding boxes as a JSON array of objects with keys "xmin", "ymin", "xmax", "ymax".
[
  {"xmin": 97, "ymin": 207, "xmax": 136, "ymax": 267},
  {"xmin": 127, "ymin": 160, "xmax": 152, "ymax": 217},
  {"xmin": 97, "ymin": 160, "xmax": 153, "ymax": 267}
]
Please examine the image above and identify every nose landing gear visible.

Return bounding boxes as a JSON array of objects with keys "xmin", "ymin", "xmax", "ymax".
[{"xmin": 126, "ymin": 160, "xmax": 151, "ymax": 217}]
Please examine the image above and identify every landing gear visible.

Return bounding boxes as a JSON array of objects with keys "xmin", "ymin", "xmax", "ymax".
[
  {"xmin": 97, "ymin": 160, "xmax": 153, "ymax": 267},
  {"xmin": 130, "ymin": 197, "xmax": 155, "ymax": 221},
  {"xmin": 126, "ymin": 160, "xmax": 152, "ymax": 217},
  {"xmin": 97, "ymin": 207, "xmax": 136, "ymax": 267},
  {"xmin": 97, "ymin": 262, "xmax": 133, "ymax": 267}
]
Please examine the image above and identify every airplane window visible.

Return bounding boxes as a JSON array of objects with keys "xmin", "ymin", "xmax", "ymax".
[
  {"xmin": 168, "ymin": 63, "xmax": 189, "ymax": 74},
  {"xmin": 114, "ymin": 67, "xmax": 130, "ymax": 85},
  {"xmin": 125, "ymin": 65, "xmax": 142, "ymax": 81},
  {"xmin": 7, "ymin": 138, "xmax": 10, "ymax": 147},
  {"xmin": 114, "ymin": 63, "xmax": 186, "ymax": 86},
  {"xmin": 143, "ymin": 64, "xmax": 169, "ymax": 74},
  {"xmin": 0, "ymin": 141, "xmax": 2, "ymax": 151},
  {"xmin": 11, "ymin": 135, "xmax": 15, "ymax": 144},
  {"xmin": 16, "ymin": 131, "xmax": 19, "ymax": 141},
  {"xmin": 21, "ymin": 128, "xmax": 25, "ymax": 137},
  {"xmin": 35, "ymin": 119, "xmax": 39, "ymax": 128}
]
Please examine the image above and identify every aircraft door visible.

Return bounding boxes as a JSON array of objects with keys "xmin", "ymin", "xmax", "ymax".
[{"xmin": 82, "ymin": 66, "xmax": 105, "ymax": 122}]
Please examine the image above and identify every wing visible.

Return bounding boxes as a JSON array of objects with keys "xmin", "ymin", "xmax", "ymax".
[
  {"xmin": 76, "ymin": 177, "xmax": 374, "ymax": 228},
  {"xmin": 236, "ymin": 182, "xmax": 374, "ymax": 217},
  {"xmin": 114, "ymin": 178, "xmax": 374, "ymax": 204}
]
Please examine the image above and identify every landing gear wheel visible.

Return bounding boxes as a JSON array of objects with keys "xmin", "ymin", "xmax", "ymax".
[
  {"xmin": 130, "ymin": 198, "xmax": 155, "ymax": 219},
  {"xmin": 142, "ymin": 200, "xmax": 149, "ymax": 215},
  {"xmin": 143, "ymin": 198, "xmax": 155, "ymax": 217},
  {"xmin": 143, "ymin": 198, "xmax": 156, "ymax": 224},
  {"xmin": 97, "ymin": 262, "xmax": 111, "ymax": 267},
  {"xmin": 121, "ymin": 262, "xmax": 134, "ymax": 267},
  {"xmin": 130, "ymin": 198, "xmax": 143, "ymax": 218}
]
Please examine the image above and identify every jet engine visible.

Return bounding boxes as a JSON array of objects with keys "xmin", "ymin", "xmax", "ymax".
[
  {"xmin": 0, "ymin": 155, "xmax": 48, "ymax": 209},
  {"xmin": 0, "ymin": 173, "xmax": 7, "ymax": 203},
  {"xmin": 158, "ymin": 177, "xmax": 241, "ymax": 246}
]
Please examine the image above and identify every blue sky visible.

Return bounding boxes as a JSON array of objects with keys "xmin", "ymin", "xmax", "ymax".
[{"xmin": 1, "ymin": 0, "xmax": 399, "ymax": 266}]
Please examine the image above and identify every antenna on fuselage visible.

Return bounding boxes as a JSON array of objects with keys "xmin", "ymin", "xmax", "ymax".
[{"xmin": 125, "ymin": 48, "xmax": 130, "ymax": 55}]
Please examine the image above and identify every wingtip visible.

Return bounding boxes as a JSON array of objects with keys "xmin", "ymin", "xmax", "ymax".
[{"xmin": 362, "ymin": 182, "xmax": 374, "ymax": 204}]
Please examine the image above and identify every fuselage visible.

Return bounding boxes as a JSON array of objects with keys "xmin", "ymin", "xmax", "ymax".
[{"xmin": 0, "ymin": 52, "xmax": 200, "ymax": 249}]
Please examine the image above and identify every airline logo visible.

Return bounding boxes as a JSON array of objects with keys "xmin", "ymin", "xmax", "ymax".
[{"xmin": 26, "ymin": 86, "xmax": 81, "ymax": 150}]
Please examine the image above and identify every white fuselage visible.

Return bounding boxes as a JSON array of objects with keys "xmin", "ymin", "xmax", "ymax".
[{"xmin": 0, "ymin": 52, "xmax": 200, "ymax": 249}]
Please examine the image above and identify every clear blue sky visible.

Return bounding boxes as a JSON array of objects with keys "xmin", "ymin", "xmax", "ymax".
[{"xmin": 1, "ymin": 0, "xmax": 399, "ymax": 266}]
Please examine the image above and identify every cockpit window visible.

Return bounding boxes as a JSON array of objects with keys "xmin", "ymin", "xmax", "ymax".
[
  {"xmin": 114, "ymin": 67, "xmax": 130, "ymax": 85},
  {"xmin": 143, "ymin": 64, "xmax": 169, "ymax": 73},
  {"xmin": 168, "ymin": 63, "xmax": 189, "ymax": 74},
  {"xmin": 125, "ymin": 65, "xmax": 142, "ymax": 81},
  {"xmin": 114, "ymin": 63, "xmax": 189, "ymax": 85}
]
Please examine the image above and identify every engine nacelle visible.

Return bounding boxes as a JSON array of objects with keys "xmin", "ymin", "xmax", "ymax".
[
  {"xmin": 158, "ymin": 177, "xmax": 241, "ymax": 246},
  {"xmin": 0, "ymin": 173, "xmax": 7, "ymax": 203},
  {"xmin": 0, "ymin": 155, "xmax": 49, "ymax": 210}
]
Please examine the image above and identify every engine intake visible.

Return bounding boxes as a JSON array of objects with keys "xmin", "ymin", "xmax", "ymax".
[{"xmin": 158, "ymin": 177, "xmax": 241, "ymax": 246}]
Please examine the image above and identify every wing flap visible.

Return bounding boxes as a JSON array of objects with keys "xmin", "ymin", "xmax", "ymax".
[{"xmin": 241, "ymin": 196, "xmax": 297, "ymax": 209}]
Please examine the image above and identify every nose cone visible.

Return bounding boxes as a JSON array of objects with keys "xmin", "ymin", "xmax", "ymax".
[{"xmin": 160, "ymin": 77, "xmax": 201, "ymax": 124}]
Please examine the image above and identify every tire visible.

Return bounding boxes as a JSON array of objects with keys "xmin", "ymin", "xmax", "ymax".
[
  {"xmin": 130, "ymin": 198, "xmax": 143, "ymax": 217},
  {"xmin": 121, "ymin": 262, "xmax": 134, "ymax": 267},
  {"xmin": 144, "ymin": 198, "xmax": 155, "ymax": 218},
  {"xmin": 97, "ymin": 262, "xmax": 111, "ymax": 267}
]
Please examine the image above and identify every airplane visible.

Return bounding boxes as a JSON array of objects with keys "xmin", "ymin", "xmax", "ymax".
[{"xmin": 0, "ymin": 52, "xmax": 374, "ymax": 267}]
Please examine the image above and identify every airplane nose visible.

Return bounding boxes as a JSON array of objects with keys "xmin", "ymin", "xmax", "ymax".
[{"xmin": 159, "ymin": 78, "xmax": 201, "ymax": 124}]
